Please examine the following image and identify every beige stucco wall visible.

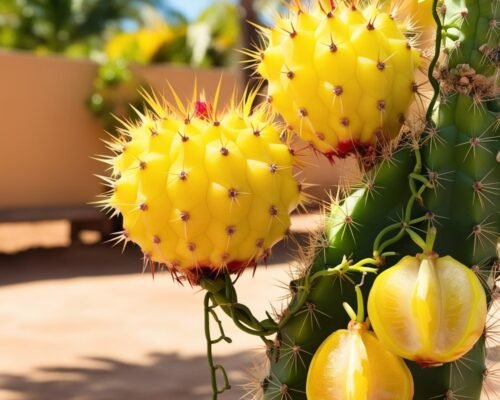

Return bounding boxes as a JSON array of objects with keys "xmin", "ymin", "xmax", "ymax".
[{"xmin": 0, "ymin": 51, "xmax": 241, "ymax": 208}]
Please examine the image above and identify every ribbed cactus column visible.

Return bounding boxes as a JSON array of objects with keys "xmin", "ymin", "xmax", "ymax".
[
  {"xmin": 262, "ymin": 149, "xmax": 416, "ymax": 400},
  {"xmin": 410, "ymin": 0, "xmax": 499, "ymax": 397},
  {"xmin": 261, "ymin": 0, "xmax": 499, "ymax": 398},
  {"xmin": 425, "ymin": 0, "xmax": 498, "ymax": 268}
]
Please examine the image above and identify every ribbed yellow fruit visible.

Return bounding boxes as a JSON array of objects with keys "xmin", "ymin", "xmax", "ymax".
[
  {"xmin": 253, "ymin": 0, "xmax": 422, "ymax": 160},
  {"xmin": 367, "ymin": 255, "xmax": 487, "ymax": 366},
  {"xmin": 307, "ymin": 320, "xmax": 414, "ymax": 400},
  {"xmin": 100, "ymin": 87, "xmax": 301, "ymax": 283}
]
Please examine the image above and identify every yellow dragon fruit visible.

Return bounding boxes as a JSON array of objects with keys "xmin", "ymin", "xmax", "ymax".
[
  {"xmin": 368, "ymin": 254, "xmax": 487, "ymax": 366},
  {"xmin": 307, "ymin": 281, "xmax": 414, "ymax": 399},
  {"xmin": 307, "ymin": 319, "xmax": 414, "ymax": 399},
  {"xmin": 99, "ymin": 86, "xmax": 302, "ymax": 283},
  {"xmin": 251, "ymin": 0, "xmax": 423, "ymax": 161}
]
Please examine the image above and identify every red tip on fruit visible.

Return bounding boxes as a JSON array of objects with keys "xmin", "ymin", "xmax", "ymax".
[
  {"xmin": 194, "ymin": 100, "xmax": 211, "ymax": 119},
  {"xmin": 182, "ymin": 257, "xmax": 259, "ymax": 285},
  {"xmin": 336, "ymin": 140, "xmax": 358, "ymax": 157},
  {"xmin": 337, "ymin": 140, "xmax": 373, "ymax": 158},
  {"xmin": 321, "ymin": 140, "xmax": 374, "ymax": 160},
  {"xmin": 415, "ymin": 358, "xmax": 444, "ymax": 368}
]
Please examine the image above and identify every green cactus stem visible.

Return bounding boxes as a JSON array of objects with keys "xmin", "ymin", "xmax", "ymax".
[
  {"xmin": 257, "ymin": 0, "xmax": 499, "ymax": 398},
  {"xmin": 200, "ymin": 0, "xmax": 498, "ymax": 398}
]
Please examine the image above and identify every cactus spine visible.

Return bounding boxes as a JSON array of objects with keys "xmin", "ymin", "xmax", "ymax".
[{"xmin": 257, "ymin": 0, "xmax": 499, "ymax": 399}]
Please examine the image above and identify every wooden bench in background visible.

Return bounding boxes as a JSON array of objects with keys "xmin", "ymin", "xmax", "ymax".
[{"xmin": 0, "ymin": 205, "xmax": 116, "ymax": 243}]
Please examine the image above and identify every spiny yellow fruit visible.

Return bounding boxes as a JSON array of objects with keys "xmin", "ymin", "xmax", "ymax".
[
  {"xmin": 367, "ymin": 254, "xmax": 487, "ymax": 366},
  {"xmin": 250, "ymin": 0, "xmax": 423, "ymax": 161},
  {"xmin": 306, "ymin": 319, "xmax": 414, "ymax": 399},
  {"xmin": 98, "ymin": 86, "xmax": 302, "ymax": 284}
]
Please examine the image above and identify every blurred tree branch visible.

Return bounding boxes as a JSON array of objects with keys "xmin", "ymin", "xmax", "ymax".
[{"xmin": 239, "ymin": 0, "xmax": 259, "ymax": 88}]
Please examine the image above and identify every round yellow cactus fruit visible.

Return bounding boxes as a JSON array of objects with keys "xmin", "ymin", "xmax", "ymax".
[
  {"xmin": 99, "ymin": 86, "xmax": 302, "ymax": 284},
  {"xmin": 252, "ymin": 0, "xmax": 423, "ymax": 161},
  {"xmin": 367, "ymin": 254, "xmax": 487, "ymax": 366},
  {"xmin": 306, "ymin": 319, "xmax": 414, "ymax": 399}
]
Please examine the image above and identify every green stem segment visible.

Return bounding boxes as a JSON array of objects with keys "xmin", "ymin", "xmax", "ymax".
[
  {"xmin": 406, "ymin": 228, "xmax": 428, "ymax": 251},
  {"xmin": 342, "ymin": 302, "xmax": 358, "ymax": 322},
  {"xmin": 342, "ymin": 275, "xmax": 367, "ymax": 324},
  {"xmin": 424, "ymin": 227, "xmax": 437, "ymax": 254},
  {"xmin": 372, "ymin": 146, "xmax": 433, "ymax": 259},
  {"xmin": 201, "ymin": 257, "xmax": 380, "ymax": 338}
]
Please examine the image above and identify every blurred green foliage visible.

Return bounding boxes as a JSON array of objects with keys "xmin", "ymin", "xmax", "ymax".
[
  {"xmin": 87, "ymin": 0, "xmax": 241, "ymax": 129},
  {"xmin": 188, "ymin": 1, "xmax": 240, "ymax": 67},
  {"xmin": 0, "ymin": 0, "xmax": 240, "ymax": 65},
  {"xmin": 0, "ymin": 0, "xmax": 241, "ymax": 129},
  {"xmin": 0, "ymin": 0, "xmax": 161, "ymax": 57}
]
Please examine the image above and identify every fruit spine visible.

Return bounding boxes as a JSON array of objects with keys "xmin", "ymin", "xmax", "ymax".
[{"xmin": 252, "ymin": 0, "xmax": 499, "ymax": 399}]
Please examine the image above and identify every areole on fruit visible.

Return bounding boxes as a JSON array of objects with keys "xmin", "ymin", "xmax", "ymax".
[
  {"xmin": 306, "ymin": 278, "xmax": 414, "ymax": 399},
  {"xmin": 367, "ymin": 228, "xmax": 487, "ymax": 366}
]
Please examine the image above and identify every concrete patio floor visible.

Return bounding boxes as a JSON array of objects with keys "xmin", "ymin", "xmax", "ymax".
[
  {"xmin": 0, "ymin": 217, "xmax": 317, "ymax": 400},
  {"xmin": 0, "ymin": 218, "xmax": 498, "ymax": 400}
]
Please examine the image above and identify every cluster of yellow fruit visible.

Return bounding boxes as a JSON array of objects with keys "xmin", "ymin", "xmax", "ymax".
[
  {"xmin": 100, "ymin": 0, "xmax": 429, "ymax": 282},
  {"xmin": 307, "ymin": 252, "xmax": 487, "ymax": 399}
]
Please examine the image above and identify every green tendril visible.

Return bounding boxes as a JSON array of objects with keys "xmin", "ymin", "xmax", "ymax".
[
  {"xmin": 426, "ymin": 0, "xmax": 443, "ymax": 122},
  {"xmin": 204, "ymin": 292, "xmax": 232, "ymax": 399},
  {"xmin": 202, "ymin": 254, "xmax": 380, "ymax": 398},
  {"xmin": 372, "ymin": 144, "xmax": 438, "ymax": 257},
  {"xmin": 409, "ymin": 172, "xmax": 434, "ymax": 188}
]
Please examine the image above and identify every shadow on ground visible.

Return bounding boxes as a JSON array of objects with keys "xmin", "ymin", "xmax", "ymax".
[
  {"xmin": 0, "ymin": 234, "xmax": 301, "ymax": 287},
  {"xmin": 0, "ymin": 351, "xmax": 263, "ymax": 400},
  {"xmin": 0, "ymin": 244, "xmax": 144, "ymax": 286}
]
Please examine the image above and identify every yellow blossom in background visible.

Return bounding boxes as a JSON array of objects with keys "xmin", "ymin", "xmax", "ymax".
[{"xmin": 105, "ymin": 24, "xmax": 177, "ymax": 64}]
